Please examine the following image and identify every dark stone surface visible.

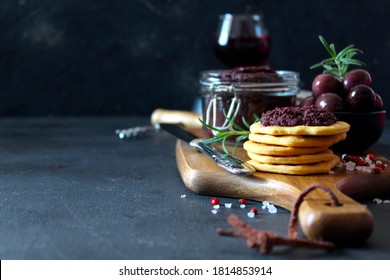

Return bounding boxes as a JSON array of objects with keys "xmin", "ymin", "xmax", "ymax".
[
  {"xmin": 0, "ymin": 0, "xmax": 389, "ymax": 116},
  {"xmin": 1, "ymin": 117, "xmax": 390, "ymax": 259}
]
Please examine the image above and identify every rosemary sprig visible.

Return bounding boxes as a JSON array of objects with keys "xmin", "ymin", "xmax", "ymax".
[
  {"xmin": 199, "ymin": 114, "xmax": 259, "ymax": 156},
  {"xmin": 310, "ymin": 35, "xmax": 365, "ymax": 79}
]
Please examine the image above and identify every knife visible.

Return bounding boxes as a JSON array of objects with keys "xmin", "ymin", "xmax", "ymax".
[{"xmin": 160, "ymin": 123, "xmax": 255, "ymax": 176}]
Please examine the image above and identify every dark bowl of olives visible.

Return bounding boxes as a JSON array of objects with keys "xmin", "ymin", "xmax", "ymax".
[
  {"xmin": 305, "ymin": 36, "xmax": 387, "ymax": 155},
  {"xmin": 301, "ymin": 69, "xmax": 386, "ymax": 154},
  {"xmin": 331, "ymin": 110, "xmax": 386, "ymax": 154},
  {"xmin": 304, "ymin": 67, "xmax": 386, "ymax": 154}
]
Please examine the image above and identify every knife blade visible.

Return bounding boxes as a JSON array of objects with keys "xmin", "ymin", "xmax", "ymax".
[{"xmin": 160, "ymin": 123, "xmax": 255, "ymax": 176}]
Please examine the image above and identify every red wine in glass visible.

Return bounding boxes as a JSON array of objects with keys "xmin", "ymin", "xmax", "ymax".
[{"xmin": 213, "ymin": 13, "xmax": 271, "ymax": 68}]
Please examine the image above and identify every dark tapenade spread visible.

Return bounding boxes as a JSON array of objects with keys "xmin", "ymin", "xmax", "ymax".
[
  {"xmin": 261, "ymin": 106, "xmax": 337, "ymax": 127},
  {"xmin": 215, "ymin": 66, "xmax": 283, "ymax": 83}
]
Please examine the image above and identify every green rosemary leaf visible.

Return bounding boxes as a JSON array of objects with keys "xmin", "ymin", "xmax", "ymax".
[
  {"xmin": 197, "ymin": 111, "xmax": 254, "ymax": 157},
  {"xmin": 345, "ymin": 50, "xmax": 363, "ymax": 59},
  {"xmin": 319, "ymin": 35, "xmax": 337, "ymax": 57},
  {"xmin": 242, "ymin": 116, "xmax": 251, "ymax": 129},
  {"xmin": 222, "ymin": 108, "xmax": 237, "ymax": 122},
  {"xmin": 203, "ymin": 137, "xmax": 222, "ymax": 144},
  {"xmin": 310, "ymin": 58, "xmax": 337, "ymax": 70},
  {"xmin": 339, "ymin": 57, "xmax": 365, "ymax": 66},
  {"xmin": 219, "ymin": 109, "xmax": 248, "ymax": 132},
  {"xmin": 198, "ymin": 118, "xmax": 224, "ymax": 133},
  {"xmin": 321, "ymin": 58, "xmax": 338, "ymax": 67},
  {"xmin": 232, "ymin": 143, "xmax": 241, "ymax": 156},
  {"xmin": 311, "ymin": 35, "xmax": 366, "ymax": 79},
  {"xmin": 236, "ymin": 135, "xmax": 248, "ymax": 143},
  {"xmin": 340, "ymin": 68, "xmax": 348, "ymax": 78},
  {"xmin": 232, "ymin": 122, "xmax": 246, "ymax": 132},
  {"xmin": 324, "ymin": 69, "xmax": 341, "ymax": 76},
  {"xmin": 323, "ymin": 64, "xmax": 334, "ymax": 71},
  {"xmin": 329, "ymin": 43, "xmax": 337, "ymax": 56},
  {"xmin": 335, "ymin": 44, "xmax": 356, "ymax": 59},
  {"xmin": 221, "ymin": 137, "xmax": 229, "ymax": 155},
  {"xmin": 309, "ymin": 62, "xmax": 324, "ymax": 70}
]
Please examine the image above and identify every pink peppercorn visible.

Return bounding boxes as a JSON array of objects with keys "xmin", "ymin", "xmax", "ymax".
[
  {"xmin": 374, "ymin": 167, "xmax": 383, "ymax": 174},
  {"xmin": 239, "ymin": 198, "xmax": 247, "ymax": 205},
  {"xmin": 210, "ymin": 197, "xmax": 220, "ymax": 205},
  {"xmin": 366, "ymin": 153, "xmax": 375, "ymax": 160},
  {"xmin": 375, "ymin": 161, "xmax": 385, "ymax": 169}
]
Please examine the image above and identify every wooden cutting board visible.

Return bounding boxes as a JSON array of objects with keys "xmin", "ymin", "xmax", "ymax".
[{"xmin": 175, "ymin": 140, "xmax": 390, "ymax": 244}]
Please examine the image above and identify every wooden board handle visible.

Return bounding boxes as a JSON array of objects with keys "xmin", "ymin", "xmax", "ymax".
[
  {"xmin": 297, "ymin": 191, "xmax": 374, "ymax": 244},
  {"xmin": 175, "ymin": 140, "xmax": 375, "ymax": 244}
]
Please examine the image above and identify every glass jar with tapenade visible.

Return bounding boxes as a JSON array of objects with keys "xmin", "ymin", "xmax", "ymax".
[{"xmin": 199, "ymin": 66, "xmax": 300, "ymax": 141}]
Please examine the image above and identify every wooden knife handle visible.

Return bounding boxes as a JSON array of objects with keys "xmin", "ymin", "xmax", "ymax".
[{"xmin": 151, "ymin": 109, "xmax": 202, "ymax": 130}]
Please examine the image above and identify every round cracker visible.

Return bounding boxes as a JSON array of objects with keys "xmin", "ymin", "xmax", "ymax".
[
  {"xmin": 250, "ymin": 121, "xmax": 350, "ymax": 136},
  {"xmin": 248, "ymin": 132, "xmax": 347, "ymax": 147},
  {"xmin": 246, "ymin": 157, "xmax": 340, "ymax": 175},
  {"xmin": 243, "ymin": 141, "xmax": 329, "ymax": 156},
  {"xmin": 247, "ymin": 150, "xmax": 335, "ymax": 165}
]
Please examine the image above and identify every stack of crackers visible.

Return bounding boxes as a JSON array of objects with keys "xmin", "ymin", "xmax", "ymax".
[{"xmin": 243, "ymin": 121, "xmax": 350, "ymax": 175}]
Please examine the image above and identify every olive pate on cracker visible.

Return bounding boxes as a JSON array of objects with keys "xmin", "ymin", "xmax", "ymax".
[{"xmin": 243, "ymin": 106, "xmax": 350, "ymax": 175}]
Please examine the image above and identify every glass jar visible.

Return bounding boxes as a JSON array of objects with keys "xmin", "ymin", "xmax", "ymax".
[{"xmin": 199, "ymin": 68, "xmax": 300, "ymax": 139}]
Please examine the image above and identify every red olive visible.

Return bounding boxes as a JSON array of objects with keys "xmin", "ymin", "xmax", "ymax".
[
  {"xmin": 299, "ymin": 96, "xmax": 316, "ymax": 108},
  {"xmin": 347, "ymin": 85, "xmax": 376, "ymax": 112},
  {"xmin": 312, "ymin": 74, "xmax": 344, "ymax": 98},
  {"xmin": 315, "ymin": 93, "xmax": 343, "ymax": 112},
  {"xmin": 374, "ymin": 93, "xmax": 383, "ymax": 111},
  {"xmin": 343, "ymin": 69, "xmax": 372, "ymax": 93}
]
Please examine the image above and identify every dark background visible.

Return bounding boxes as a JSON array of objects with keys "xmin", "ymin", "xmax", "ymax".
[{"xmin": 0, "ymin": 0, "xmax": 389, "ymax": 116}]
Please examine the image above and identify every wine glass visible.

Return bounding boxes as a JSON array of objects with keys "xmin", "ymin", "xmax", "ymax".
[{"xmin": 213, "ymin": 13, "xmax": 271, "ymax": 68}]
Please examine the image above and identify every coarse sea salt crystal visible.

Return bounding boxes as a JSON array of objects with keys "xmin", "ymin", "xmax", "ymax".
[
  {"xmin": 329, "ymin": 170, "xmax": 335, "ymax": 175},
  {"xmin": 247, "ymin": 211, "xmax": 255, "ymax": 218},
  {"xmin": 213, "ymin": 204, "xmax": 220, "ymax": 209},
  {"xmin": 211, "ymin": 209, "xmax": 218, "ymax": 214},
  {"xmin": 240, "ymin": 204, "xmax": 246, "ymax": 209},
  {"xmin": 346, "ymin": 161, "xmax": 356, "ymax": 171},
  {"xmin": 373, "ymin": 198, "xmax": 383, "ymax": 204},
  {"xmin": 224, "ymin": 203, "xmax": 232, "ymax": 208},
  {"xmin": 262, "ymin": 201, "xmax": 270, "ymax": 209},
  {"xmin": 180, "ymin": 194, "xmax": 186, "ymax": 198},
  {"xmin": 358, "ymin": 166, "xmax": 371, "ymax": 173},
  {"xmin": 383, "ymin": 200, "xmax": 390, "ymax": 204},
  {"xmin": 268, "ymin": 205, "xmax": 278, "ymax": 214}
]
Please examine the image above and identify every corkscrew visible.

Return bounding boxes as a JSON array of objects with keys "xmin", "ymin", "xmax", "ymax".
[{"xmin": 115, "ymin": 109, "xmax": 202, "ymax": 140}]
